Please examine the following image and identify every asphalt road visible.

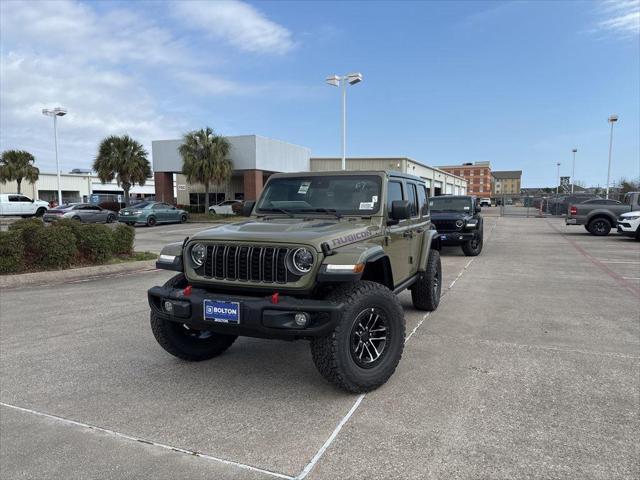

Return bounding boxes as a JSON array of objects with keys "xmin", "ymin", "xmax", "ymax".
[
  {"xmin": 1, "ymin": 216, "xmax": 638, "ymax": 479},
  {"xmin": 133, "ymin": 222, "xmax": 223, "ymax": 254}
]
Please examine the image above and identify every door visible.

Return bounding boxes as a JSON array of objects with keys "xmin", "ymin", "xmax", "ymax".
[
  {"xmin": 384, "ymin": 180, "xmax": 413, "ymax": 285},
  {"xmin": 92, "ymin": 206, "xmax": 109, "ymax": 223},
  {"xmin": 6, "ymin": 195, "xmax": 22, "ymax": 215},
  {"xmin": 18, "ymin": 195, "xmax": 35, "ymax": 215},
  {"xmin": 153, "ymin": 203, "xmax": 171, "ymax": 222}
]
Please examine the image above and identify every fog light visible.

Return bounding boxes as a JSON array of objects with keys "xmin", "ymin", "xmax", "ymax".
[
  {"xmin": 294, "ymin": 312, "xmax": 309, "ymax": 327},
  {"xmin": 164, "ymin": 301, "xmax": 173, "ymax": 313}
]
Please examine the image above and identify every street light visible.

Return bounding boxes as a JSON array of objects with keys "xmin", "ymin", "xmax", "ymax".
[
  {"xmin": 606, "ymin": 114, "xmax": 618, "ymax": 199},
  {"xmin": 42, "ymin": 107, "xmax": 67, "ymax": 206},
  {"xmin": 571, "ymin": 148, "xmax": 577, "ymax": 193},
  {"xmin": 326, "ymin": 72, "xmax": 363, "ymax": 170},
  {"xmin": 556, "ymin": 162, "xmax": 561, "ymax": 195}
]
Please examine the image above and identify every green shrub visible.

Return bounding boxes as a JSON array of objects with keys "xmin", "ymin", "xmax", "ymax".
[
  {"xmin": 0, "ymin": 230, "xmax": 25, "ymax": 273},
  {"xmin": 31, "ymin": 226, "xmax": 77, "ymax": 269},
  {"xmin": 9, "ymin": 218, "xmax": 45, "ymax": 249},
  {"xmin": 112, "ymin": 224, "xmax": 135, "ymax": 255},
  {"xmin": 77, "ymin": 224, "xmax": 114, "ymax": 263},
  {"xmin": 51, "ymin": 218, "xmax": 83, "ymax": 242}
]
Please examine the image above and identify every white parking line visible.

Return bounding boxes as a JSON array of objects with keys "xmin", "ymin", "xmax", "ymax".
[
  {"xmin": 296, "ymin": 218, "xmax": 498, "ymax": 479},
  {"xmin": 0, "ymin": 402, "xmax": 294, "ymax": 480},
  {"xmin": 599, "ymin": 260, "xmax": 640, "ymax": 264}
]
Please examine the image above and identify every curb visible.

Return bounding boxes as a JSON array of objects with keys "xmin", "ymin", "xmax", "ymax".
[{"xmin": 0, "ymin": 260, "xmax": 158, "ymax": 289}]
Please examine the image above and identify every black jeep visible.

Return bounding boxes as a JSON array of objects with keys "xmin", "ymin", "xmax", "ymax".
[{"xmin": 429, "ymin": 195, "xmax": 483, "ymax": 256}]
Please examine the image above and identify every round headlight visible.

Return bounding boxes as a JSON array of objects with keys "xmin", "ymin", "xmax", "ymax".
[
  {"xmin": 455, "ymin": 219, "xmax": 464, "ymax": 228},
  {"xmin": 191, "ymin": 243, "xmax": 207, "ymax": 267},
  {"xmin": 290, "ymin": 248, "xmax": 314, "ymax": 274}
]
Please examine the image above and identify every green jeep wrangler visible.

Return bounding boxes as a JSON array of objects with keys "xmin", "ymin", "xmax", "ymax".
[{"xmin": 148, "ymin": 171, "xmax": 442, "ymax": 393}]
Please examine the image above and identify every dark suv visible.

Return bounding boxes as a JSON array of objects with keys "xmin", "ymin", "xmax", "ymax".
[{"xmin": 429, "ymin": 195, "xmax": 483, "ymax": 256}]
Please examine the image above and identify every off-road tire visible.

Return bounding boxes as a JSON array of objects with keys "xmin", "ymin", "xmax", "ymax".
[
  {"xmin": 147, "ymin": 216, "xmax": 157, "ymax": 227},
  {"xmin": 411, "ymin": 250, "xmax": 442, "ymax": 311},
  {"xmin": 588, "ymin": 217, "xmax": 611, "ymax": 236},
  {"xmin": 584, "ymin": 225, "xmax": 590, "ymax": 232},
  {"xmin": 461, "ymin": 233, "xmax": 483, "ymax": 256},
  {"xmin": 310, "ymin": 281, "xmax": 405, "ymax": 393},
  {"xmin": 150, "ymin": 274, "xmax": 237, "ymax": 361}
]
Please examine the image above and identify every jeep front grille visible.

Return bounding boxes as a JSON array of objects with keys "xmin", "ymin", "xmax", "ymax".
[
  {"xmin": 202, "ymin": 245, "xmax": 293, "ymax": 284},
  {"xmin": 433, "ymin": 220, "xmax": 462, "ymax": 232}
]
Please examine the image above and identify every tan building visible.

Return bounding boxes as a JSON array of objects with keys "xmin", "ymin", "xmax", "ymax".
[
  {"xmin": 492, "ymin": 170, "xmax": 522, "ymax": 197},
  {"xmin": 435, "ymin": 161, "xmax": 491, "ymax": 198},
  {"xmin": 310, "ymin": 157, "xmax": 467, "ymax": 197}
]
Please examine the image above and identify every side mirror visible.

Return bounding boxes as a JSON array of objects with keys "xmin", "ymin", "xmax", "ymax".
[
  {"xmin": 475, "ymin": 205, "xmax": 482, "ymax": 214},
  {"xmin": 242, "ymin": 201, "xmax": 256, "ymax": 217},
  {"xmin": 390, "ymin": 200, "xmax": 410, "ymax": 222}
]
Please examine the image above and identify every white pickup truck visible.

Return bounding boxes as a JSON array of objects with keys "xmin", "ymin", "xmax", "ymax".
[{"xmin": 0, "ymin": 194, "xmax": 49, "ymax": 217}]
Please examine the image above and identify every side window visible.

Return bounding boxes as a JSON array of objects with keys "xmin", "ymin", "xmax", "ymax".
[
  {"xmin": 8, "ymin": 195, "xmax": 20, "ymax": 202},
  {"xmin": 18, "ymin": 196, "xmax": 31, "ymax": 202},
  {"xmin": 418, "ymin": 184, "xmax": 428, "ymax": 216},
  {"xmin": 387, "ymin": 181, "xmax": 404, "ymax": 213},
  {"xmin": 408, "ymin": 183, "xmax": 418, "ymax": 217},
  {"xmin": 152, "ymin": 203, "xmax": 164, "ymax": 210}
]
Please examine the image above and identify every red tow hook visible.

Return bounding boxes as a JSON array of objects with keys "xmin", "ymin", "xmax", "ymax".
[
  {"xmin": 271, "ymin": 292, "xmax": 279, "ymax": 304},
  {"xmin": 182, "ymin": 285, "xmax": 192, "ymax": 297}
]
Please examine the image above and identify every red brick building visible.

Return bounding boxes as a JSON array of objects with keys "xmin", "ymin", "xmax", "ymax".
[{"xmin": 435, "ymin": 161, "xmax": 491, "ymax": 199}]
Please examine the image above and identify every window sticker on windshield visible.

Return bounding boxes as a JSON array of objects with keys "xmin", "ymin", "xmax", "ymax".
[
  {"xmin": 359, "ymin": 202, "xmax": 374, "ymax": 210},
  {"xmin": 429, "ymin": 200, "xmax": 434, "ymax": 206},
  {"xmin": 298, "ymin": 182, "xmax": 311, "ymax": 194},
  {"xmin": 372, "ymin": 195, "xmax": 378, "ymax": 203}
]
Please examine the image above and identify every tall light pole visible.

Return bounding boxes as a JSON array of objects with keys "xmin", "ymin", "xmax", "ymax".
[
  {"xmin": 606, "ymin": 114, "xmax": 618, "ymax": 199},
  {"xmin": 571, "ymin": 148, "xmax": 577, "ymax": 193},
  {"xmin": 42, "ymin": 107, "xmax": 67, "ymax": 206},
  {"xmin": 326, "ymin": 73, "xmax": 363, "ymax": 170},
  {"xmin": 556, "ymin": 162, "xmax": 561, "ymax": 195}
]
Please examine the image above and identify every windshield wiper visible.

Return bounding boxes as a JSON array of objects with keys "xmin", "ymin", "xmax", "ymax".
[
  {"xmin": 300, "ymin": 208, "xmax": 343, "ymax": 218},
  {"xmin": 259, "ymin": 208, "xmax": 295, "ymax": 218}
]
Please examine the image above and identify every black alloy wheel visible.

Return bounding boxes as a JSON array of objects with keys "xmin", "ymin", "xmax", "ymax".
[{"xmin": 350, "ymin": 308, "xmax": 389, "ymax": 368}]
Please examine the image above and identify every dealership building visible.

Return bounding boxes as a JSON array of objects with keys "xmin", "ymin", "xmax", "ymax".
[{"xmin": 152, "ymin": 135, "xmax": 467, "ymax": 207}]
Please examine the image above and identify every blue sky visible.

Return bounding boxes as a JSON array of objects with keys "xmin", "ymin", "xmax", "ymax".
[{"xmin": 1, "ymin": 0, "xmax": 638, "ymax": 187}]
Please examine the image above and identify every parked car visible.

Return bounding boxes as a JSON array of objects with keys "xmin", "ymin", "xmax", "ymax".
[
  {"xmin": 149, "ymin": 170, "xmax": 442, "ymax": 393},
  {"xmin": 43, "ymin": 203, "xmax": 117, "ymax": 223},
  {"xmin": 479, "ymin": 198, "xmax": 491, "ymax": 207},
  {"xmin": 0, "ymin": 194, "xmax": 49, "ymax": 217},
  {"xmin": 616, "ymin": 211, "xmax": 640, "ymax": 240},
  {"xmin": 208, "ymin": 199, "xmax": 242, "ymax": 215},
  {"xmin": 429, "ymin": 195, "xmax": 483, "ymax": 256},
  {"xmin": 566, "ymin": 192, "xmax": 640, "ymax": 235},
  {"xmin": 118, "ymin": 201, "xmax": 188, "ymax": 226}
]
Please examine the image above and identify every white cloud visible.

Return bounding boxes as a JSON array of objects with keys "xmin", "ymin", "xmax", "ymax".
[
  {"xmin": 595, "ymin": 0, "xmax": 640, "ymax": 37},
  {"xmin": 0, "ymin": 0, "xmax": 297, "ymax": 172},
  {"xmin": 172, "ymin": 0, "xmax": 295, "ymax": 54}
]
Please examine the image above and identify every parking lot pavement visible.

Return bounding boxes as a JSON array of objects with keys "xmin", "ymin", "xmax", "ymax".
[
  {"xmin": 1, "ymin": 216, "xmax": 638, "ymax": 479},
  {"xmin": 132, "ymin": 222, "xmax": 221, "ymax": 253}
]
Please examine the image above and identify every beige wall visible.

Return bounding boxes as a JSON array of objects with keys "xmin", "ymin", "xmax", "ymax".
[
  {"xmin": 175, "ymin": 173, "xmax": 244, "ymax": 205},
  {"xmin": 310, "ymin": 157, "xmax": 467, "ymax": 196}
]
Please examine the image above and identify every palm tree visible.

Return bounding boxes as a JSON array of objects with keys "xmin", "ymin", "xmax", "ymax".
[
  {"xmin": 179, "ymin": 127, "xmax": 232, "ymax": 211},
  {"xmin": 0, "ymin": 150, "xmax": 40, "ymax": 194},
  {"xmin": 94, "ymin": 135, "xmax": 151, "ymax": 206}
]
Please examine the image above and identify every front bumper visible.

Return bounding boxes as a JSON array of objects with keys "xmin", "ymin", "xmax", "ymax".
[
  {"xmin": 617, "ymin": 224, "xmax": 636, "ymax": 236},
  {"xmin": 438, "ymin": 231, "xmax": 476, "ymax": 244},
  {"xmin": 148, "ymin": 285, "xmax": 344, "ymax": 340},
  {"xmin": 118, "ymin": 214, "xmax": 143, "ymax": 223}
]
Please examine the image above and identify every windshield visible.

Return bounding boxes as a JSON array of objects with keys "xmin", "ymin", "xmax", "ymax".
[
  {"xmin": 130, "ymin": 201, "xmax": 153, "ymax": 209},
  {"xmin": 256, "ymin": 175, "xmax": 382, "ymax": 216},
  {"xmin": 429, "ymin": 196, "xmax": 472, "ymax": 213}
]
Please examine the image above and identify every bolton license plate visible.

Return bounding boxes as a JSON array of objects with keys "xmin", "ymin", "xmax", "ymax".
[{"xmin": 203, "ymin": 300, "xmax": 240, "ymax": 324}]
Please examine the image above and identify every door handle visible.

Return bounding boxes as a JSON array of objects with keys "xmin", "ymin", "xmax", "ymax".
[
  {"xmin": 403, "ymin": 230, "xmax": 413, "ymax": 238},
  {"xmin": 415, "ymin": 227, "xmax": 425, "ymax": 234}
]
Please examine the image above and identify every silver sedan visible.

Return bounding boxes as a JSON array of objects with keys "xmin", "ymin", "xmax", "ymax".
[{"xmin": 43, "ymin": 203, "xmax": 117, "ymax": 223}]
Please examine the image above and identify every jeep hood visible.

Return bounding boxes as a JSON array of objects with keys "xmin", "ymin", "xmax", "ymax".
[
  {"xmin": 188, "ymin": 217, "xmax": 382, "ymax": 250},
  {"xmin": 431, "ymin": 212, "xmax": 472, "ymax": 221}
]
